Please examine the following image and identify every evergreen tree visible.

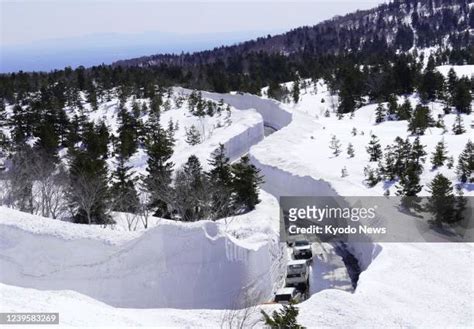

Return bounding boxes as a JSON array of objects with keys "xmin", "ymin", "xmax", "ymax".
[
  {"xmin": 387, "ymin": 94, "xmax": 398, "ymax": 118},
  {"xmin": 207, "ymin": 144, "xmax": 233, "ymax": 218},
  {"xmin": 366, "ymin": 134, "xmax": 382, "ymax": 162},
  {"xmin": 375, "ymin": 103, "xmax": 386, "ymax": 124},
  {"xmin": 150, "ymin": 94, "xmax": 162, "ymax": 115},
  {"xmin": 419, "ymin": 56, "xmax": 445, "ymax": 103},
  {"xmin": 409, "ymin": 137, "xmax": 427, "ymax": 175},
  {"xmin": 347, "ymin": 143, "xmax": 355, "ymax": 158},
  {"xmin": 456, "ymin": 140, "xmax": 474, "ymax": 183},
  {"xmin": 396, "ymin": 161, "xmax": 423, "ymax": 211},
  {"xmin": 431, "ymin": 139, "xmax": 448, "ymax": 169},
  {"xmin": 408, "ymin": 105, "xmax": 432, "ymax": 135},
  {"xmin": 116, "ymin": 106, "xmax": 139, "ymax": 158},
  {"xmin": 144, "ymin": 115, "xmax": 174, "ymax": 217},
  {"xmin": 453, "ymin": 77, "xmax": 472, "ymax": 114},
  {"xmin": 86, "ymin": 85, "xmax": 98, "ymax": 111},
  {"xmin": 68, "ymin": 127, "xmax": 111, "ymax": 225},
  {"xmin": 381, "ymin": 145, "xmax": 397, "ymax": 180},
  {"xmin": 397, "ymin": 99, "xmax": 412, "ymax": 121},
  {"xmin": 454, "ymin": 184, "xmax": 467, "ymax": 223},
  {"xmin": 261, "ymin": 304, "xmax": 303, "ymax": 329},
  {"xmin": 231, "ymin": 155, "xmax": 264, "ymax": 211},
  {"xmin": 0, "ymin": 100, "xmax": 6, "ymax": 126},
  {"xmin": 10, "ymin": 104, "xmax": 31, "ymax": 146},
  {"xmin": 329, "ymin": 135, "xmax": 342, "ymax": 156},
  {"xmin": 173, "ymin": 155, "xmax": 208, "ymax": 221},
  {"xmin": 292, "ymin": 78, "xmax": 301, "ymax": 103},
  {"xmin": 392, "ymin": 137, "xmax": 412, "ymax": 178},
  {"xmin": 34, "ymin": 120, "xmax": 60, "ymax": 163},
  {"xmin": 426, "ymin": 173, "xmax": 455, "ymax": 225},
  {"xmin": 446, "ymin": 68, "xmax": 458, "ymax": 105},
  {"xmin": 185, "ymin": 125, "xmax": 201, "ymax": 145},
  {"xmin": 452, "ymin": 114, "xmax": 466, "ymax": 135},
  {"xmin": 364, "ymin": 165, "xmax": 381, "ymax": 187},
  {"xmin": 111, "ymin": 157, "xmax": 138, "ymax": 213}
]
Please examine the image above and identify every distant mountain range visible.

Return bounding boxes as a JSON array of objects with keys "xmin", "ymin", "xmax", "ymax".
[
  {"xmin": 0, "ymin": 30, "xmax": 276, "ymax": 73},
  {"xmin": 115, "ymin": 0, "xmax": 473, "ymax": 69}
]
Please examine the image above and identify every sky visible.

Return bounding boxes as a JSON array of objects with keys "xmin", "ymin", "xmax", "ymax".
[{"xmin": 0, "ymin": 0, "xmax": 386, "ymax": 72}]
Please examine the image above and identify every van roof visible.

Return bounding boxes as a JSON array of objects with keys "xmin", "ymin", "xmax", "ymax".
[
  {"xmin": 276, "ymin": 287, "xmax": 296, "ymax": 295},
  {"xmin": 288, "ymin": 259, "xmax": 307, "ymax": 266}
]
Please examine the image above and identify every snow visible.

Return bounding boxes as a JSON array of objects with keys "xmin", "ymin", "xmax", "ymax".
[
  {"xmin": 436, "ymin": 65, "xmax": 474, "ymax": 79},
  {"xmin": 1, "ymin": 74, "xmax": 474, "ymax": 327},
  {"xmin": 0, "ymin": 190, "xmax": 285, "ymax": 310}
]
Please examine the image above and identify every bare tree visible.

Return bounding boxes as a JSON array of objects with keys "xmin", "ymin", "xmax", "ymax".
[
  {"xmin": 4, "ymin": 147, "xmax": 35, "ymax": 213},
  {"xmin": 68, "ymin": 170, "xmax": 110, "ymax": 224},
  {"xmin": 30, "ymin": 153, "xmax": 68, "ymax": 219},
  {"xmin": 220, "ymin": 290, "xmax": 261, "ymax": 329},
  {"xmin": 137, "ymin": 188, "xmax": 153, "ymax": 229}
]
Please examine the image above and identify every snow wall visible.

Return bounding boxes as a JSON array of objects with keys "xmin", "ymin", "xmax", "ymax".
[
  {"xmin": 222, "ymin": 118, "xmax": 264, "ymax": 162},
  {"xmin": 249, "ymin": 155, "xmax": 380, "ymax": 271},
  {"xmin": 0, "ymin": 213, "xmax": 285, "ymax": 309},
  {"xmin": 175, "ymin": 87, "xmax": 293, "ymax": 131}
]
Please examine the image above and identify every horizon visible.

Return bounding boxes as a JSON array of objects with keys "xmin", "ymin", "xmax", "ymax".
[{"xmin": 0, "ymin": 0, "xmax": 386, "ymax": 73}]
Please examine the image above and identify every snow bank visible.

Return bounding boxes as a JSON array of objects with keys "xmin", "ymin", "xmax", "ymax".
[
  {"xmin": 176, "ymin": 87, "xmax": 293, "ymax": 131},
  {"xmin": 0, "ymin": 191, "xmax": 285, "ymax": 309},
  {"xmin": 296, "ymin": 243, "xmax": 474, "ymax": 328}
]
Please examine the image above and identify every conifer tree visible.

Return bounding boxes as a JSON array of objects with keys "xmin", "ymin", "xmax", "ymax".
[
  {"xmin": 174, "ymin": 155, "xmax": 208, "ymax": 221},
  {"xmin": 144, "ymin": 115, "xmax": 174, "ymax": 217},
  {"xmin": 456, "ymin": 140, "xmax": 474, "ymax": 183},
  {"xmin": 375, "ymin": 103, "xmax": 386, "ymax": 124},
  {"xmin": 347, "ymin": 143, "xmax": 355, "ymax": 158},
  {"xmin": 207, "ymin": 144, "xmax": 233, "ymax": 218},
  {"xmin": 185, "ymin": 125, "xmax": 201, "ymax": 145},
  {"xmin": 409, "ymin": 137, "xmax": 427, "ymax": 175},
  {"xmin": 34, "ymin": 121, "xmax": 60, "ymax": 164},
  {"xmin": 408, "ymin": 105, "xmax": 432, "ymax": 135},
  {"xmin": 111, "ymin": 157, "xmax": 138, "ymax": 213},
  {"xmin": 426, "ymin": 173, "xmax": 455, "ymax": 225},
  {"xmin": 364, "ymin": 165, "xmax": 380, "ymax": 187},
  {"xmin": 453, "ymin": 77, "xmax": 472, "ymax": 114},
  {"xmin": 329, "ymin": 135, "xmax": 342, "ymax": 156},
  {"xmin": 454, "ymin": 184, "xmax": 467, "ymax": 223},
  {"xmin": 116, "ymin": 106, "xmax": 138, "ymax": 159},
  {"xmin": 68, "ymin": 122, "xmax": 111, "ymax": 225},
  {"xmin": 452, "ymin": 114, "xmax": 466, "ymax": 135},
  {"xmin": 366, "ymin": 134, "xmax": 382, "ymax": 162},
  {"xmin": 396, "ymin": 161, "xmax": 423, "ymax": 211},
  {"xmin": 387, "ymin": 94, "xmax": 398, "ymax": 118},
  {"xmin": 431, "ymin": 139, "xmax": 448, "ymax": 169},
  {"xmin": 381, "ymin": 145, "xmax": 397, "ymax": 180},
  {"xmin": 0, "ymin": 100, "xmax": 6, "ymax": 126},
  {"xmin": 292, "ymin": 78, "xmax": 301, "ymax": 103},
  {"xmin": 231, "ymin": 155, "xmax": 263, "ymax": 211},
  {"xmin": 261, "ymin": 304, "xmax": 302, "ymax": 329},
  {"xmin": 397, "ymin": 98, "xmax": 412, "ymax": 121}
]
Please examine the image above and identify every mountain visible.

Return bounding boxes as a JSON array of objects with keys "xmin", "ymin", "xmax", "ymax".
[{"xmin": 114, "ymin": 0, "xmax": 473, "ymax": 69}]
